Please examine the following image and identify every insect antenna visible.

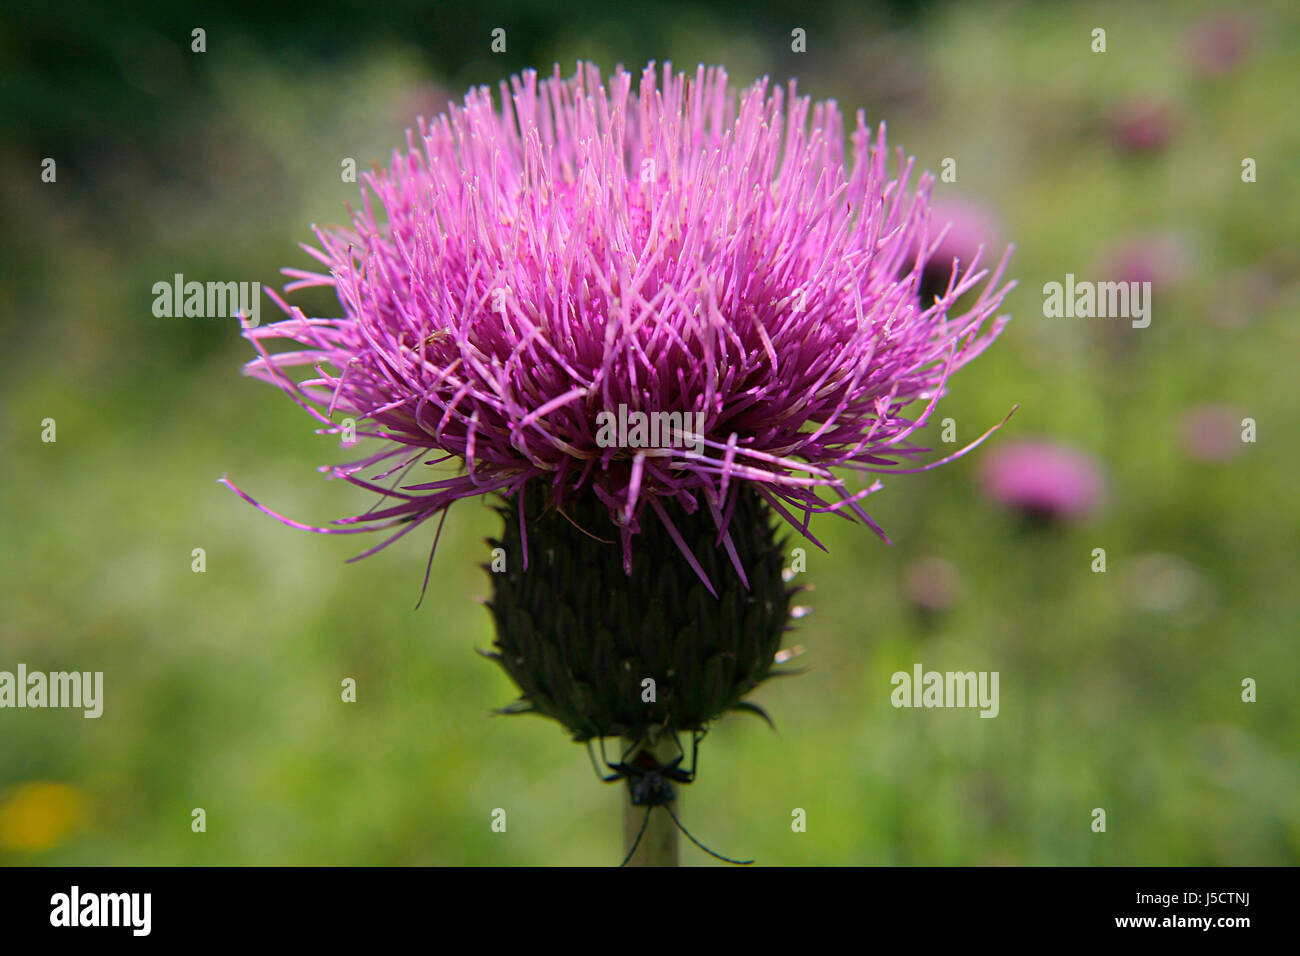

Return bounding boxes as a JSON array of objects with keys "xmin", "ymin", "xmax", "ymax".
[
  {"xmin": 662, "ymin": 803, "xmax": 753, "ymax": 865},
  {"xmin": 619, "ymin": 805, "xmax": 653, "ymax": 867}
]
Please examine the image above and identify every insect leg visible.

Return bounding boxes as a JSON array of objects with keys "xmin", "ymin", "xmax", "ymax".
[
  {"xmin": 587, "ymin": 738, "xmax": 623, "ymax": 783},
  {"xmin": 685, "ymin": 729, "xmax": 701, "ymax": 782},
  {"xmin": 617, "ymin": 733, "xmax": 646, "ymax": 765}
]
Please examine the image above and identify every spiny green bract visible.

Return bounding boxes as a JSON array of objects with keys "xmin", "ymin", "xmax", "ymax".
[{"xmin": 484, "ymin": 486, "xmax": 799, "ymax": 742}]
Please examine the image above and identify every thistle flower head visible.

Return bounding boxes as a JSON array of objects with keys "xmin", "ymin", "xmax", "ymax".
[{"xmin": 225, "ymin": 62, "xmax": 1014, "ymax": 588}]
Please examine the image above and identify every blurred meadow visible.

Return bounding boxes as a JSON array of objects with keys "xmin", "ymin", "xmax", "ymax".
[{"xmin": 1, "ymin": 0, "xmax": 1297, "ymax": 865}]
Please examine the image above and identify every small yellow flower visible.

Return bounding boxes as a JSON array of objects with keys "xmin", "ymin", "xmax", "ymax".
[{"xmin": 0, "ymin": 782, "xmax": 89, "ymax": 852}]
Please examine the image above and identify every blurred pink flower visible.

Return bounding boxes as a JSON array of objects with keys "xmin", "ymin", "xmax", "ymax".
[
  {"xmin": 1179, "ymin": 403, "xmax": 1246, "ymax": 463},
  {"xmin": 1187, "ymin": 12, "xmax": 1256, "ymax": 78},
  {"xmin": 902, "ymin": 556, "xmax": 963, "ymax": 613},
  {"xmin": 917, "ymin": 198, "xmax": 1003, "ymax": 303},
  {"xmin": 1109, "ymin": 99, "xmax": 1176, "ymax": 154},
  {"xmin": 1094, "ymin": 232, "xmax": 1193, "ymax": 289},
  {"xmin": 977, "ymin": 440, "xmax": 1106, "ymax": 522}
]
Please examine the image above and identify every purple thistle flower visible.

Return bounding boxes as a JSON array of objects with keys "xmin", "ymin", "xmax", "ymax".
[
  {"xmin": 223, "ymin": 62, "xmax": 1014, "ymax": 591},
  {"xmin": 977, "ymin": 439, "xmax": 1106, "ymax": 523}
]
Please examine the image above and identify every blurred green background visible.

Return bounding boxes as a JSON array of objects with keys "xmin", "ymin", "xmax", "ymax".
[{"xmin": 2, "ymin": 0, "xmax": 1297, "ymax": 865}]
